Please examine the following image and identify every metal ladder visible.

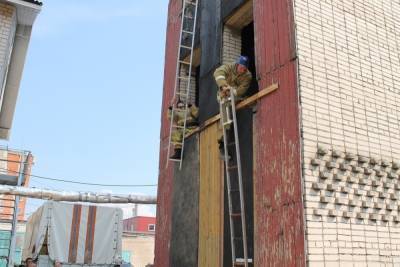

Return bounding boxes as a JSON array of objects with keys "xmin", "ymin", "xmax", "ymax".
[
  {"xmin": 167, "ymin": 0, "xmax": 199, "ymax": 169},
  {"xmin": 220, "ymin": 89, "xmax": 252, "ymax": 267}
]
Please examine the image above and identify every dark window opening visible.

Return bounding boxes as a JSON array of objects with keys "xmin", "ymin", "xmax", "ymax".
[{"xmin": 241, "ymin": 22, "xmax": 258, "ymax": 96}]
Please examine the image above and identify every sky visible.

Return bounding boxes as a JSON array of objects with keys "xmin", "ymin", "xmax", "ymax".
[{"xmin": 0, "ymin": 0, "xmax": 169, "ymax": 217}]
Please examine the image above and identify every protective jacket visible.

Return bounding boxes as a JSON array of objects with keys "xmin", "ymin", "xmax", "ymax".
[
  {"xmin": 168, "ymin": 105, "xmax": 198, "ymax": 126},
  {"xmin": 213, "ymin": 63, "xmax": 252, "ymax": 98},
  {"xmin": 168, "ymin": 105, "xmax": 199, "ymax": 149}
]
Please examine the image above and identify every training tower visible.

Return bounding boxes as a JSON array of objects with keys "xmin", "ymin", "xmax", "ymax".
[{"xmin": 156, "ymin": 0, "xmax": 400, "ymax": 266}]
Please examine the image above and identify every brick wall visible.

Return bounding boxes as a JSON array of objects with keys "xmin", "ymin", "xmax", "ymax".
[
  {"xmin": 222, "ymin": 25, "xmax": 241, "ymax": 64},
  {"xmin": 0, "ymin": 151, "xmax": 33, "ymax": 221},
  {"xmin": 0, "ymin": 3, "xmax": 16, "ymax": 100},
  {"xmin": 178, "ymin": 65, "xmax": 196, "ymax": 104},
  {"xmin": 295, "ymin": 0, "xmax": 400, "ymax": 265}
]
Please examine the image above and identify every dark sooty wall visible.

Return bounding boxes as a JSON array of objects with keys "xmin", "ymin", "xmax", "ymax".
[{"xmin": 170, "ymin": 134, "xmax": 200, "ymax": 267}]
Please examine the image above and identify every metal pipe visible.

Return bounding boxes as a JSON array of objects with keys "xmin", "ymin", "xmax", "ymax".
[{"xmin": 0, "ymin": 185, "xmax": 157, "ymax": 204}]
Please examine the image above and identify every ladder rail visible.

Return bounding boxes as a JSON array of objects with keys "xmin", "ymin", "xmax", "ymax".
[
  {"xmin": 178, "ymin": 0, "xmax": 199, "ymax": 170},
  {"xmin": 220, "ymin": 100, "xmax": 237, "ymax": 262},
  {"xmin": 229, "ymin": 90, "xmax": 249, "ymax": 266}
]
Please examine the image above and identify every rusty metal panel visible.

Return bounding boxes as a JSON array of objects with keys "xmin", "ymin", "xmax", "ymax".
[
  {"xmin": 253, "ymin": 0, "xmax": 305, "ymax": 266},
  {"xmin": 154, "ymin": 1, "xmax": 182, "ymax": 266},
  {"xmin": 198, "ymin": 122, "xmax": 224, "ymax": 267}
]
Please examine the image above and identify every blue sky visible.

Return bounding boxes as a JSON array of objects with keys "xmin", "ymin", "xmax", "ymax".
[{"xmin": 0, "ymin": 0, "xmax": 169, "ymax": 217}]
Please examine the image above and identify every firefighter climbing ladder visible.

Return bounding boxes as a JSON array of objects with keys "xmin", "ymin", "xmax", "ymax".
[
  {"xmin": 167, "ymin": 0, "xmax": 199, "ymax": 169},
  {"xmin": 220, "ymin": 89, "xmax": 251, "ymax": 267}
]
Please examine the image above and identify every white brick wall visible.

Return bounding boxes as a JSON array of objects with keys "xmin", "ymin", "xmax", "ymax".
[
  {"xmin": 0, "ymin": 3, "xmax": 16, "ymax": 96},
  {"xmin": 294, "ymin": 0, "xmax": 400, "ymax": 265},
  {"xmin": 222, "ymin": 25, "xmax": 241, "ymax": 64},
  {"xmin": 178, "ymin": 64, "xmax": 196, "ymax": 104}
]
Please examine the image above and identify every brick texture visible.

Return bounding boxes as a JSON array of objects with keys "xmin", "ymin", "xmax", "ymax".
[
  {"xmin": 0, "ymin": 3, "xmax": 16, "ymax": 97},
  {"xmin": 295, "ymin": 0, "xmax": 400, "ymax": 265},
  {"xmin": 178, "ymin": 65, "xmax": 196, "ymax": 104},
  {"xmin": 222, "ymin": 25, "xmax": 241, "ymax": 64}
]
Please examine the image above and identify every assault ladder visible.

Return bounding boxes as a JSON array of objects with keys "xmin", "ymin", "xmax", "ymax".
[
  {"xmin": 220, "ymin": 89, "xmax": 252, "ymax": 267},
  {"xmin": 167, "ymin": 0, "xmax": 199, "ymax": 169}
]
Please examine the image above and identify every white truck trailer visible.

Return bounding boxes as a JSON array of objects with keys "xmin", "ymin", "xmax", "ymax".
[{"xmin": 22, "ymin": 201, "xmax": 123, "ymax": 267}]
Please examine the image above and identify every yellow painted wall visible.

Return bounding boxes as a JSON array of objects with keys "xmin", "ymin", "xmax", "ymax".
[{"xmin": 198, "ymin": 122, "xmax": 224, "ymax": 267}]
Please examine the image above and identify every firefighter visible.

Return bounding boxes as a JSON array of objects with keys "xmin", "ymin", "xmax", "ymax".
[
  {"xmin": 213, "ymin": 55, "xmax": 252, "ymax": 158},
  {"xmin": 168, "ymin": 100, "xmax": 199, "ymax": 160}
]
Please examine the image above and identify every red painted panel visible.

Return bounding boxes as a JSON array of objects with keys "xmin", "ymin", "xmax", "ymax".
[
  {"xmin": 253, "ymin": 0, "xmax": 305, "ymax": 266},
  {"xmin": 154, "ymin": 1, "xmax": 181, "ymax": 267}
]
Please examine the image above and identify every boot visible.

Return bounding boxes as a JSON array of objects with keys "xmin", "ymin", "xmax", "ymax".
[{"xmin": 170, "ymin": 148, "xmax": 182, "ymax": 160}]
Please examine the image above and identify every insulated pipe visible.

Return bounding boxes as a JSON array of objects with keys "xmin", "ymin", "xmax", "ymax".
[{"xmin": 0, "ymin": 185, "xmax": 157, "ymax": 204}]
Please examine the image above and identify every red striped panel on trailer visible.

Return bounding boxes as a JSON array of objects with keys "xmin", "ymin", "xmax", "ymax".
[{"xmin": 68, "ymin": 204, "xmax": 82, "ymax": 263}]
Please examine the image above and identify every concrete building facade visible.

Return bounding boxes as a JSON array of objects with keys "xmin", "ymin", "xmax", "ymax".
[{"xmin": 156, "ymin": 0, "xmax": 400, "ymax": 266}]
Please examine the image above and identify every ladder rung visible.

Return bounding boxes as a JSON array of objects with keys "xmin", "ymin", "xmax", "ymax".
[
  {"xmin": 173, "ymin": 125, "xmax": 185, "ymax": 129},
  {"xmin": 182, "ymin": 30, "xmax": 194, "ymax": 34},
  {"xmin": 185, "ymin": 1, "xmax": 197, "ymax": 6},
  {"xmin": 179, "ymin": 60, "xmax": 191, "ymax": 65},
  {"xmin": 223, "ymin": 121, "xmax": 233, "ymax": 126},
  {"xmin": 228, "ymin": 165, "xmax": 238, "ymax": 170},
  {"xmin": 230, "ymin": 213, "xmax": 242, "ymax": 217},
  {"xmin": 235, "ymin": 259, "xmax": 253, "ymax": 264},
  {"xmin": 171, "ymin": 142, "xmax": 183, "ymax": 145},
  {"xmin": 180, "ymin": 45, "xmax": 192, "ymax": 50},
  {"xmin": 169, "ymin": 158, "xmax": 182, "ymax": 162},
  {"xmin": 178, "ymin": 76, "xmax": 190, "ymax": 80},
  {"xmin": 174, "ymin": 108, "xmax": 187, "ymax": 112},
  {"xmin": 176, "ymin": 92, "xmax": 189, "ymax": 97}
]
